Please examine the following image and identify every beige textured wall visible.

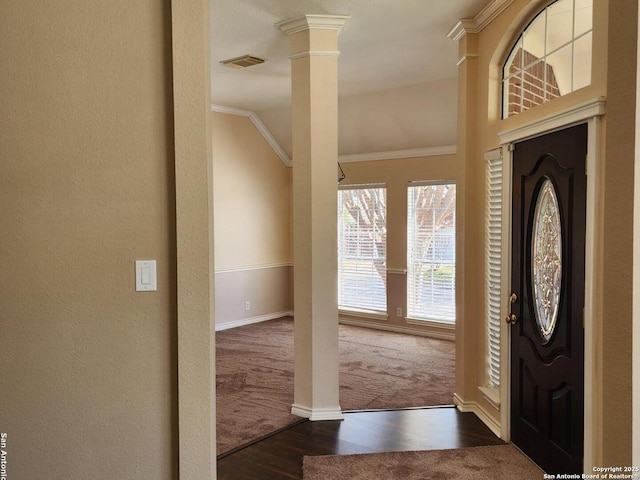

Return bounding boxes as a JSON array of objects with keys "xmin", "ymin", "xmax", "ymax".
[
  {"xmin": 0, "ymin": 1, "xmax": 177, "ymax": 479},
  {"xmin": 212, "ymin": 112, "xmax": 291, "ymax": 270},
  {"xmin": 212, "ymin": 112, "xmax": 292, "ymax": 327},
  {"xmin": 458, "ymin": 0, "xmax": 634, "ymax": 466},
  {"xmin": 601, "ymin": 0, "xmax": 636, "ymax": 465},
  {"xmin": 215, "ymin": 267, "xmax": 292, "ymax": 327}
]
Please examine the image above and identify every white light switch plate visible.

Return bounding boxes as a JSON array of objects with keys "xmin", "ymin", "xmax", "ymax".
[{"xmin": 136, "ymin": 260, "xmax": 157, "ymax": 292}]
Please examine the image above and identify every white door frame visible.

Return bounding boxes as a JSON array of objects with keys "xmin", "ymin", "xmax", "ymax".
[{"xmin": 498, "ymin": 97, "xmax": 606, "ymax": 473}]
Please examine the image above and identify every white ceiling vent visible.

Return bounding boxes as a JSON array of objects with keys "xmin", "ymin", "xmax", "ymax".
[{"xmin": 221, "ymin": 55, "xmax": 265, "ymax": 69}]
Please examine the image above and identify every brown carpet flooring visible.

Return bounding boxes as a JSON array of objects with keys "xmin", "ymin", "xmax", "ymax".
[
  {"xmin": 216, "ymin": 318, "xmax": 455, "ymax": 455},
  {"xmin": 302, "ymin": 445, "xmax": 543, "ymax": 480}
]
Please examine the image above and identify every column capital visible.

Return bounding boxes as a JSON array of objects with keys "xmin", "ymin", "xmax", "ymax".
[{"xmin": 276, "ymin": 14, "xmax": 349, "ymax": 36}]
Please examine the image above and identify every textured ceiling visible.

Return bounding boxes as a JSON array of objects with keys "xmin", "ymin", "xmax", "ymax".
[{"xmin": 210, "ymin": 0, "xmax": 493, "ymax": 157}]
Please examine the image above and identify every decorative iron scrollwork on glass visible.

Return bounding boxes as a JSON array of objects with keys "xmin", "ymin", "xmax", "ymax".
[{"xmin": 531, "ymin": 178, "xmax": 562, "ymax": 343}]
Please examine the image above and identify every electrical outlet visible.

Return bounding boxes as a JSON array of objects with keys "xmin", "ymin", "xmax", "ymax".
[
  {"xmin": 245, "ymin": 301, "xmax": 251, "ymax": 311},
  {"xmin": 396, "ymin": 307, "xmax": 402, "ymax": 317}
]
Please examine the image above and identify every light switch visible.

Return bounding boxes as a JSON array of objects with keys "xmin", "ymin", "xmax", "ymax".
[
  {"xmin": 141, "ymin": 267, "xmax": 151, "ymax": 285},
  {"xmin": 136, "ymin": 260, "xmax": 157, "ymax": 292}
]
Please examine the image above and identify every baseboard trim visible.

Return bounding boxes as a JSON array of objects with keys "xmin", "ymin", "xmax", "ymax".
[
  {"xmin": 453, "ymin": 393, "xmax": 502, "ymax": 438},
  {"xmin": 339, "ymin": 317, "xmax": 455, "ymax": 341},
  {"xmin": 291, "ymin": 404, "xmax": 344, "ymax": 421},
  {"xmin": 215, "ymin": 311, "xmax": 293, "ymax": 331}
]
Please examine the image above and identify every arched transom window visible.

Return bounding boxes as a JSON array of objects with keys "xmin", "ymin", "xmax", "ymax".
[{"xmin": 502, "ymin": 0, "xmax": 592, "ymax": 118}]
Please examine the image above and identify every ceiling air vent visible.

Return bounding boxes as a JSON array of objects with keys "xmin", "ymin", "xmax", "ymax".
[{"xmin": 221, "ymin": 55, "xmax": 265, "ymax": 69}]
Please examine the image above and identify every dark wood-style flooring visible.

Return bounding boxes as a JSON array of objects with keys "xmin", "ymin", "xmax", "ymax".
[{"xmin": 217, "ymin": 407, "xmax": 505, "ymax": 479}]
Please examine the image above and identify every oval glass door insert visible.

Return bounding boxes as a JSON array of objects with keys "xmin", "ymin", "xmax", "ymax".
[{"xmin": 531, "ymin": 178, "xmax": 562, "ymax": 342}]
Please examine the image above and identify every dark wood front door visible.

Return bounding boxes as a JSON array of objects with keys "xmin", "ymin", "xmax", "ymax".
[{"xmin": 509, "ymin": 124, "xmax": 587, "ymax": 474}]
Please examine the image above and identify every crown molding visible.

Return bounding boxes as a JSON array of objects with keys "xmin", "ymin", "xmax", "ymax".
[
  {"xmin": 447, "ymin": 0, "xmax": 516, "ymax": 41},
  {"xmin": 447, "ymin": 19, "xmax": 477, "ymax": 42},
  {"xmin": 211, "ymin": 104, "xmax": 292, "ymax": 167},
  {"xmin": 276, "ymin": 15, "xmax": 350, "ymax": 36},
  {"xmin": 339, "ymin": 145, "xmax": 456, "ymax": 163}
]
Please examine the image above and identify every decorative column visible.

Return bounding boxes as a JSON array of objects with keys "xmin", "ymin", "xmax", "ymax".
[
  {"xmin": 446, "ymin": 21, "xmax": 479, "ymax": 416},
  {"xmin": 277, "ymin": 14, "xmax": 348, "ymax": 421}
]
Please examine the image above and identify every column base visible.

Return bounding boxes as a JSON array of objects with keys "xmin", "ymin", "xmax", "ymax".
[{"xmin": 291, "ymin": 404, "xmax": 344, "ymax": 421}]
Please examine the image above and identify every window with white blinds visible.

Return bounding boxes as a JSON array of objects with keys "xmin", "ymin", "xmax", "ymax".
[
  {"xmin": 485, "ymin": 151, "xmax": 503, "ymax": 388},
  {"xmin": 337, "ymin": 186, "xmax": 387, "ymax": 313},
  {"xmin": 407, "ymin": 183, "xmax": 456, "ymax": 323}
]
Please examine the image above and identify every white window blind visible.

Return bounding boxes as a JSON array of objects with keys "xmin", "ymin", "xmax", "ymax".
[
  {"xmin": 486, "ymin": 152, "xmax": 503, "ymax": 388},
  {"xmin": 338, "ymin": 186, "xmax": 387, "ymax": 313},
  {"xmin": 407, "ymin": 183, "xmax": 456, "ymax": 323}
]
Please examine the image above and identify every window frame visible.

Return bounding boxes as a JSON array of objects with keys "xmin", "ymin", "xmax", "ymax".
[
  {"xmin": 501, "ymin": 0, "xmax": 593, "ymax": 118},
  {"xmin": 406, "ymin": 181, "xmax": 457, "ymax": 324},
  {"xmin": 337, "ymin": 184, "xmax": 388, "ymax": 315}
]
